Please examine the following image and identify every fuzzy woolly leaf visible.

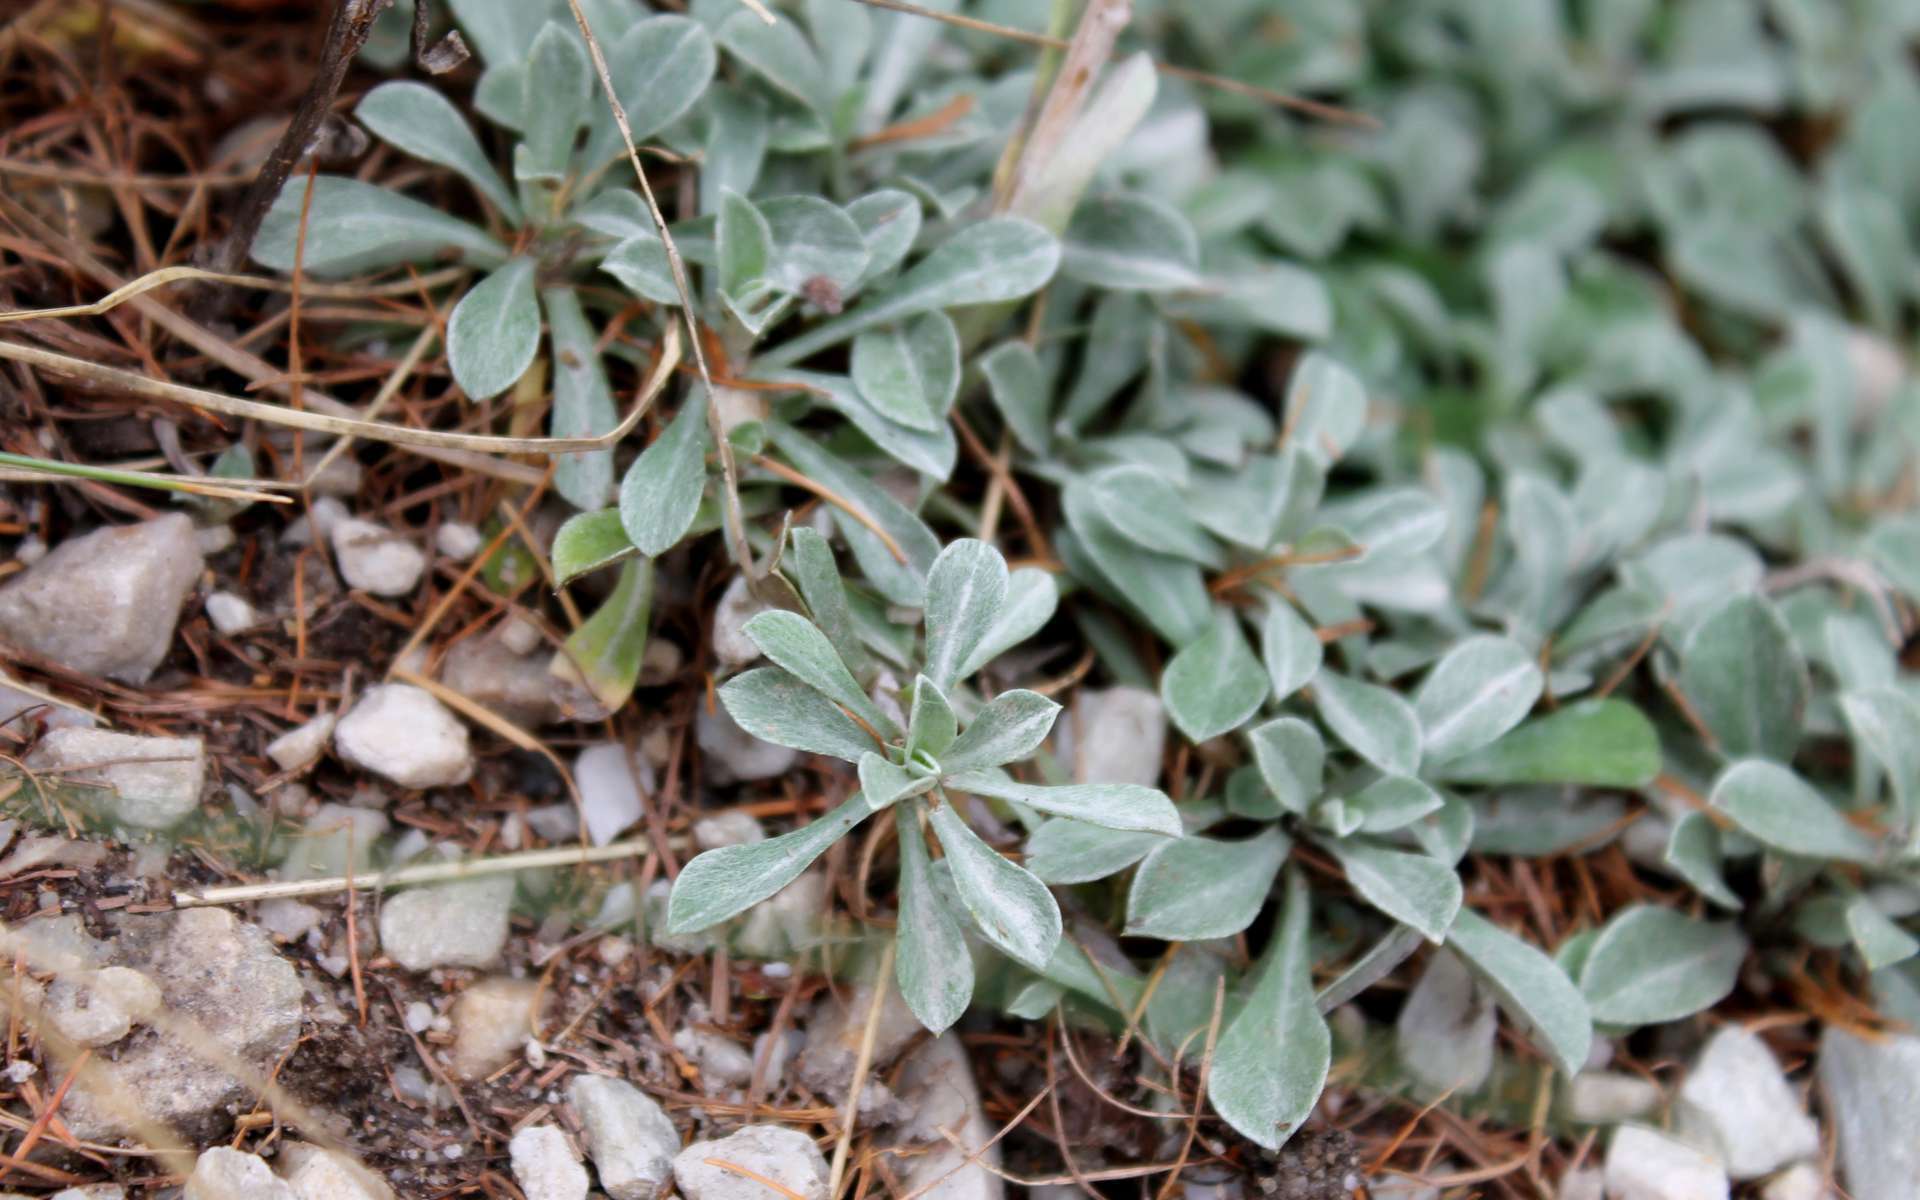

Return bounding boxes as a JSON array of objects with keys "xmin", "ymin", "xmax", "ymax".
[
  {"xmin": 945, "ymin": 772, "xmax": 1180, "ymax": 836},
  {"xmin": 1025, "ymin": 819, "xmax": 1164, "ymax": 885},
  {"xmin": 618, "ymin": 396, "xmax": 709, "ymax": 557},
  {"xmin": 1261, "ymin": 600, "xmax": 1323, "ymax": 703},
  {"xmin": 1125, "ymin": 827, "xmax": 1290, "ymax": 941},
  {"xmin": 252, "ymin": 176, "xmax": 503, "ymax": 277},
  {"xmin": 1433, "ymin": 700, "xmax": 1659, "ymax": 788},
  {"xmin": 1314, "ymin": 669, "xmax": 1422, "ymax": 777},
  {"xmin": 718, "ymin": 667, "xmax": 876, "ymax": 763},
  {"xmin": 1709, "ymin": 759, "xmax": 1879, "ymax": 863},
  {"xmin": 744, "ymin": 610, "xmax": 897, "ymax": 738},
  {"xmin": 447, "ymin": 258, "xmax": 540, "ymax": 401},
  {"xmin": 1577, "ymin": 906, "xmax": 1747, "ymax": 1026},
  {"xmin": 1162, "ymin": 609, "xmax": 1270, "ymax": 742},
  {"xmin": 1325, "ymin": 839, "xmax": 1461, "ymax": 943},
  {"xmin": 1062, "ymin": 192, "xmax": 1203, "ymax": 291},
  {"xmin": 928, "ymin": 802, "xmax": 1061, "ymax": 971},
  {"xmin": 905, "ymin": 676, "xmax": 958, "ymax": 762},
  {"xmin": 1446, "ymin": 909, "xmax": 1592, "ymax": 1077},
  {"xmin": 356, "ymin": 82, "xmax": 519, "ymax": 220},
  {"xmin": 1414, "ymin": 635, "xmax": 1544, "ymax": 762},
  {"xmin": 1679, "ymin": 594, "xmax": 1808, "ymax": 761},
  {"xmin": 894, "ymin": 805, "xmax": 973, "ymax": 1031},
  {"xmin": 1249, "ymin": 717, "xmax": 1325, "ymax": 815},
  {"xmin": 939, "ymin": 690, "xmax": 1061, "ymax": 773},
  {"xmin": 859, "ymin": 753, "xmax": 936, "ymax": 810},
  {"xmin": 921, "ymin": 539, "xmax": 1009, "ymax": 694},
  {"xmin": 551, "ymin": 509, "xmax": 636, "ymax": 586},
  {"xmin": 545, "ymin": 288, "xmax": 617, "ymax": 510},
  {"xmin": 668, "ymin": 793, "xmax": 871, "ymax": 932},
  {"xmin": 851, "ymin": 313, "xmax": 960, "ymax": 432},
  {"xmin": 958, "ymin": 567, "xmax": 1059, "ymax": 678}
]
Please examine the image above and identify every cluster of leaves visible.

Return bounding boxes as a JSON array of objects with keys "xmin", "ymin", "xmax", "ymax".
[{"xmin": 250, "ymin": 0, "xmax": 1920, "ymax": 1157}]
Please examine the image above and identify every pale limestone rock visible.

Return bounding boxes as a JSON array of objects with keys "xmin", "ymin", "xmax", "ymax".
[
  {"xmin": 330, "ymin": 517, "xmax": 425, "ymax": 596},
  {"xmin": 1675, "ymin": 1025, "xmax": 1820, "ymax": 1179},
  {"xmin": 674, "ymin": 1126, "xmax": 826, "ymax": 1200},
  {"xmin": 266, "ymin": 712, "xmax": 336, "ymax": 772},
  {"xmin": 25, "ymin": 728, "xmax": 204, "ymax": 829},
  {"xmin": 378, "ymin": 876, "xmax": 515, "ymax": 971},
  {"xmin": 334, "ymin": 684, "xmax": 472, "ymax": 788},
  {"xmin": 1604, "ymin": 1126, "xmax": 1729, "ymax": 1200},
  {"xmin": 279, "ymin": 1143, "xmax": 395, "ymax": 1200},
  {"xmin": 449, "ymin": 977, "xmax": 545, "ymax": 1082},
  {"xmin": 511, "ymin": 1124, "xmax": 589, "ymax": 1200},
  {"xmin": 184, "ymin": 1148, "xmax": 296, "ymax": 1200},
  {"xmin": 568, "ymin": 1074, "xmax": 680, "ymax": 1200}
]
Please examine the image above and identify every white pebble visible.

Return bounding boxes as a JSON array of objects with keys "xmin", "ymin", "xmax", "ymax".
[{"xmin": 205, "ymin": 591, "xmax": 257, "ymax": 634}]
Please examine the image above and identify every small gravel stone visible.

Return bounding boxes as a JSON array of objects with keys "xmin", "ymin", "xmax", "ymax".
[
  {"xmin": 675, "ymin": 1126, "xmax": 827, "ymax": 1200},
  {"xmin": 266, "ymin": 711, "xmax": 337, "ymax": 772},
  {"xmin": 1065, "ymin": 686, "xmax": 1166, "ymax": 787},
  {"xmin": 205, "ymin": 590, "xmax": 257, "ymax": 634},
  {"xmin": 1675, "ymin": 1025, "xmax": 1820, "ymax": 1179},
  {"xmin": 890, "ymin": 1034, "xmax": 1000, "ymax": 1200},
  {"xmin": 305, "ymin": 454, "xmax": 364, "ymax": 498},
  {"xmin": 1566, "ymin": 1070, "xmax": 1661, "ymax": 1124},
  {"xmin": 1557, "ymin": 1167, "xmax": 1602, "ymax": 1200},
  {"xmin": 711, "ymin": 575, "xmax": 770, "ymax": 668},
  {"xmin": 1818, "ymin": 1027, "xmax": 1920, "ymax": 1200},
  {"xmin": 44, "ymin": 967, "xmax": 161, "ymax": 1048},
  {"xmin": 183, "ymin": 1147, "xmax": 296, "ymax": 1200},
  {"xmin": 378, "ymin": 876, "xmax": 515, "ymax": 971},
  {"xmin": 436, "ymin": 522, "xmax": 484, "ymax": 561},
  {"xmin": 24, "ymin": 728, "xmax": 204, "ymax": 829},
  {"xmin": 331, "ymin": 517, "xmax": 426, "ymax": 596},
  {"xmin": 283, "ymin": 495, "xmax": 350, "ymax": 547},
  {"xmin": 576, "ymin": 742, "xmax": 652, "ymax": 846},
  {"xmin": 673, "ymin": 1028, "xmax": 756, "ymax": 1090},
  {"xmin": 440, "ymin": 635, "xmax": 561, "ymax": 727},
  {"xmin": 1395, "ymin": 950, "xmax": 1495, "ymax": 1096},
  {"xmin": 279, "ymin": 1142, "xmax": 396, "ymax": 1200},
  {"xmin": 799, "ymin": 982, "xmax": 921, "ymax": 1113},
  {"xmin": 511, "ymin": 1124, "xmax": 589, "ymax": 1200},
  {"xmin": 1604, "ymin": 1126, "xmax": 1729, "ymax": 1200},
  {"xmin": 449, "ymin": 976, "xmax": 544, "ymax": 1081},
  {"xmin": 0, "ymin": 513, "xmax": 203, "ymax": 683},
  {"xmin": 498, "ymin": 614, "xmax": 543, "ymax": 655},
  {"xmin": 569, "ymin": 1074, "xmax": 681, "ymax": 1200},
  {"xmin": 334, "ymin": 684, "xmax": 473, "ymax": 788},
  {"xmin": 694, "ymin": 811, "xmax": 765, "ymax": 851},
  {"xmin": 278, "ymin": 802, "xmax": 389, "ymax": 879},
  {"xmin": 696, "ymin": 705, "xmax": 797, "ymax": 783},
  {"xmin": 1760, "ymin": 1164, "xmax": 1830, "ymax": 1200},
  {"xmin": 257, "ymin": 899, "xmax": 323, "ymax": 941}
]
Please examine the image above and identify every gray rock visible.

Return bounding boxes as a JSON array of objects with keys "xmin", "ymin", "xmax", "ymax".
[
  {"xmin": 278, "ymin": 802, "xmax": 388, "ymax": 880},
  {"xmin": 334, "ymin": 684, "xmax": 473, "ymax": 788},
  {"xmin": 1566, "ymin": 1070, "xmax": 1661, "ymax": 1124},
  {"xmin": 449, "ymin": 976, "xmax": 544, "ymax": 1081},
  {"xmin": 1818, "ymin": 1027, "xmax": 1920, "ymax": 1200},
  {"xmin": 1604, "ymin": 1126, "xmax": 1729, "ymax": 1200},
  {"xmin": 330, "ymin": 517, "xmax": 425, "ymax": 596},
  {"xmin": 798, "ymin": 981, "xmax": 921, "ymax": 1115},
  {"xmin": 435, "ymin": 522, "xmax": 484, "ymax": 561},
  {"xmin": 50, "ymin": 1186, "xmax": 125, "ymax": 1200},
  {"xmin": 696, "ymin": 705, "xmax": 797, "ymax": 783},
  {"xmin": 441, "ymin": 635, "xmax": 561, "ymax": 727},
  {"xmin": 1558, "ymin": 1167, "xmax": 1602, "ymax": 1200},
  {"xmin": 204, "ymin": 591, "xmax": 257, "ymax": 635},
  {"xmin": 694, "ymin": 811, "xmax": 765, "ymax": 851},
  {"xmin": 1065, "ymin": 687, "xmax": 1166, "ymax": 787},
  {"xmin": 889, "ymin": 1034, "xmax": 1002, "ymax": 1200},
  {"xmin": 52, "ymin": 909, "xmax": 302, "ymax": 1142},
  {"xmin": 24, "ymin": 728, "xmax": 204, "ymax": 830},
  {"xmin": 0, "ymin": 513, "xmax": 202, "ymax": 683},
  {"xmin": 184, "ymin": 1147, "xmax": 296, "ymax": 1200},
  {"xmin": 512, "ymin": 1124, "xmax": 589, "ymax": 1200},
  {"xmin": 378, "ymin": 876, "xmax": 515, "ymax": 971},
  {"xmin": 283, "ymin": 495, "xmax": 349, "ymax": 548},
  {"xmin": 1675, "ymin": 1025, "xmax": 1820, "ymax": 1179},
  {"xmin": 279, "ymin": 1143, "xmax": 395, "ymax": 1200},
  {"xmin": 674, "ymin": 1126, "xmax": 827, "ymax": 1200},
  {"xmin": 673, "ymin": 1027, "xmax": 756, "ymax": 1090},
  {"xmin": 568, "ymin": 1074, "xmax": 680, "ymax": 1200},
  {"xmin": 1395, "ymin": 950, "xmax": 1495, "ymax": 1096},
  {"xmin": 575, "ymin": 742, "xmax": 652, "ymax": 847},
  {"xmin": 0, "ymin": 678, "xmax": 93, "ymax": 731},
  {"xmin": 266, "ymin": 712, "xmax": 336, "ymax": 772}
]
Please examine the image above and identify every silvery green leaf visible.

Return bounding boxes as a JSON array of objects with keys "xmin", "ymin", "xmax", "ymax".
[
  {"xmin": 1412, "ymin": 794, "xmax": 1475, "ymax": 867},
  {"xmin": 1313, "ymin": 670, "xmax": 1421, "ymax": 776},
  {"xmin": 1249, "ymin": 717, "xmax": 1324, "ymax": 815},
  {"xmin": 1061, "ymin": 292, "xmax": 1152, "ymax": 431},
  {"xmin": 588, "ymin": 15, "xmax": 717, "ymax": 161},
  {"xmin": 1061, "ymin": 480, "xmax": 1210, "ymax": 647},
  {"xmin": 1062, "ymin": 192, "xmax": 1203, "ymax": 291},
  {"xmin": 718, "ymin": 9, "xmax": 832, "ymax": 117},
  {"xmin": 601, "ymin": 235, "xmax": 679, "ymax": 305},
  {"xmin": 928, "ymin": 801, "xmax": 1060, "ymax": 971},
  {"xmin": 745, "ymin": 610, "xmax": 897, "ymax": 738},
  {"xmin": 758, "ymin": 218, "xmax": 1060, "ymax": 367},
  {"xmin": 447, "ymin": 0, "xmax": 544, "ymax": 66},
  {"xmin": 761, "ymin": 196, "xmax": 870, "ymax": 296},
  {"xmin": 1664, "ymin": 812, "xmax": 1741, "ymax": 911},
  {"xmin": 1227, "ymin": 764, "xmax": 1283, "ymax": 820},
  {"xmin": 516, "ymin": 23, "xmax": 590, "ymax": 184},
  {"xmin": 1839, "ymin": 688, "xmax": 1920, "ymax": 829},
  {"xmin": 251, "ymin": 176, "xmax": 504, "ymax": 277},
  {"xmin": 1282, "ymin": 352, "xmax": 1365, "ymax": 465},
  {"xmin": 1087, "ymin": 465, "xmax": 1223, "ymax": 567},
  {"xmin": 1325, "ymin": 839, "xmax": 1461, "ymax": 943},
  {"xmin": 859, "ymin": 0, "xmax": 954, "ymax": 129},
  {"xmin": 618, "ymin": 394, "xmax": 709, "ymax": 558},
  {"xmin": 446, "ymin": 258, "xmax": 539, "ymax": 401},
  {"xmin": 1414, "ymin": 635, "xmax": 1544, "ymax": 763},
  {"xmin": 906, "ymin": 675, "xmax": 957, "ymax": 762},
  {"xmin": 1125, "ymin": 827, "xmax": 1289, "ymax": 941},
  {"xmin": 979, "ymin": 341, "xmax": 1050, "ymax": 456},
  {"xmin": 1162, "ymin": 609, "xmax": 1269, "ymax": 742},
  {"xmin": 1261, "ymin": 600, "xmax": 1323, "ymax": 702},
  {"xmin": 1324, "ymin": 488, "xmax": 1447, "ymax": 564},
  {"xmin": 851, "ymin": 313, "xmax": 960, "ymax": 432},
  {"xmin": 1846, "ymin": 896, "xmax": 1919, "ymax": 971},
  {"xmin": 702, "ymin": 85, "xmax": 771, "ymax": 214},
  {"xmin": 355, "ymin": 82, "xmax": 519, "ymax": 220},
  {"xmin": 1577, "ymin": 906, "xmax": 1747, "ymax": 1026},
  {"xmin": 847, "ymin": 189, "xmax": 923, "ymax": 287},
  {"xmin": 1679, "ymin": 594, "xmax": 1808, "ymax": 761},
  {"xmin": 1006, "ymin": 979, "xmax": 1065, "ymax": 1019},
  {"xmin": 804, "ymin": 0, "xmax": 870, "ymax": 93},
  {"xmin": 766, "ymin": 424, "xmax": 938, "ymax": 605},
  {"xmin": 1446, "ymin": 909, "xmax": 1592, "ymax": 1077},
  {"xmin": 1432, "ymin": 700, "xmax": 1660, "ymax": 788},
  {"xmin": 1025, "ymin": 819, "xmax": 1162, "ymax": 885},
  {"xmin": 1172, "ymin": 260, "xmax": 1331, "ymax": 340},
  {"xmin": 551, "ymin": 509, "xmax": 635, "ymax": 586},
  {"xmin": 1825, "ymin": 615, "xmax": 1895, "ymax": 692},
  {"xmin": 945, "ymin": 772, "xmax": 1180, "ymax": 837},
  {"xmin": 860, "ymin": 752, "xmax": 936, "ymax": 810},
  {"xmin": 1709, "ymin": 759, "xmax": 1879, "ymax": 864},
  {"xmin": 922, "ymin": 538, "xmax": 1009, "ymax": 694},
  {"xmin": 545, "ymin": 288, "xmax": 617, "ymax": 510},
  {"xmin": 1007, "ymin": 51, "xmax": 1158, "ymax": 231},
  {"xmin": 551, "ymin": 558, "xmax": 652, "ymax": 716},
  {"xmin": 1207, "ymin": 871, "xmax": 1329, "ymax": 1151},
  {"xmin": 787, "ymin": 527, "xmax": 865, "ymax": 674},
  {"xmin": 894, "ymin": 805, "xmax": 973, "ymax": 1032},
  {"xmin": 958, "ymin": 566, "xmax": 1059, "ymax": 679},
  {"xmin": 718, "ymin": 189, "xmax": 773, "ymax": 304},
  {"xmin": 940, "ymin": 690, "xmax": 1060, "ymax": 773},
  {"xmin": 768, "ymin": 369, "xmax": 955, "ymax": 480},
  {"xmin": 668, "ymin": 792, "xmax": 871, "ymax": 932},
  {"xmin": 1345, "ymin": 775, "xmax": 1443, "ymax": 834},
  {"xmin": 719, "ymin": 667, "xmax": 876, "ymax": 762}
]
